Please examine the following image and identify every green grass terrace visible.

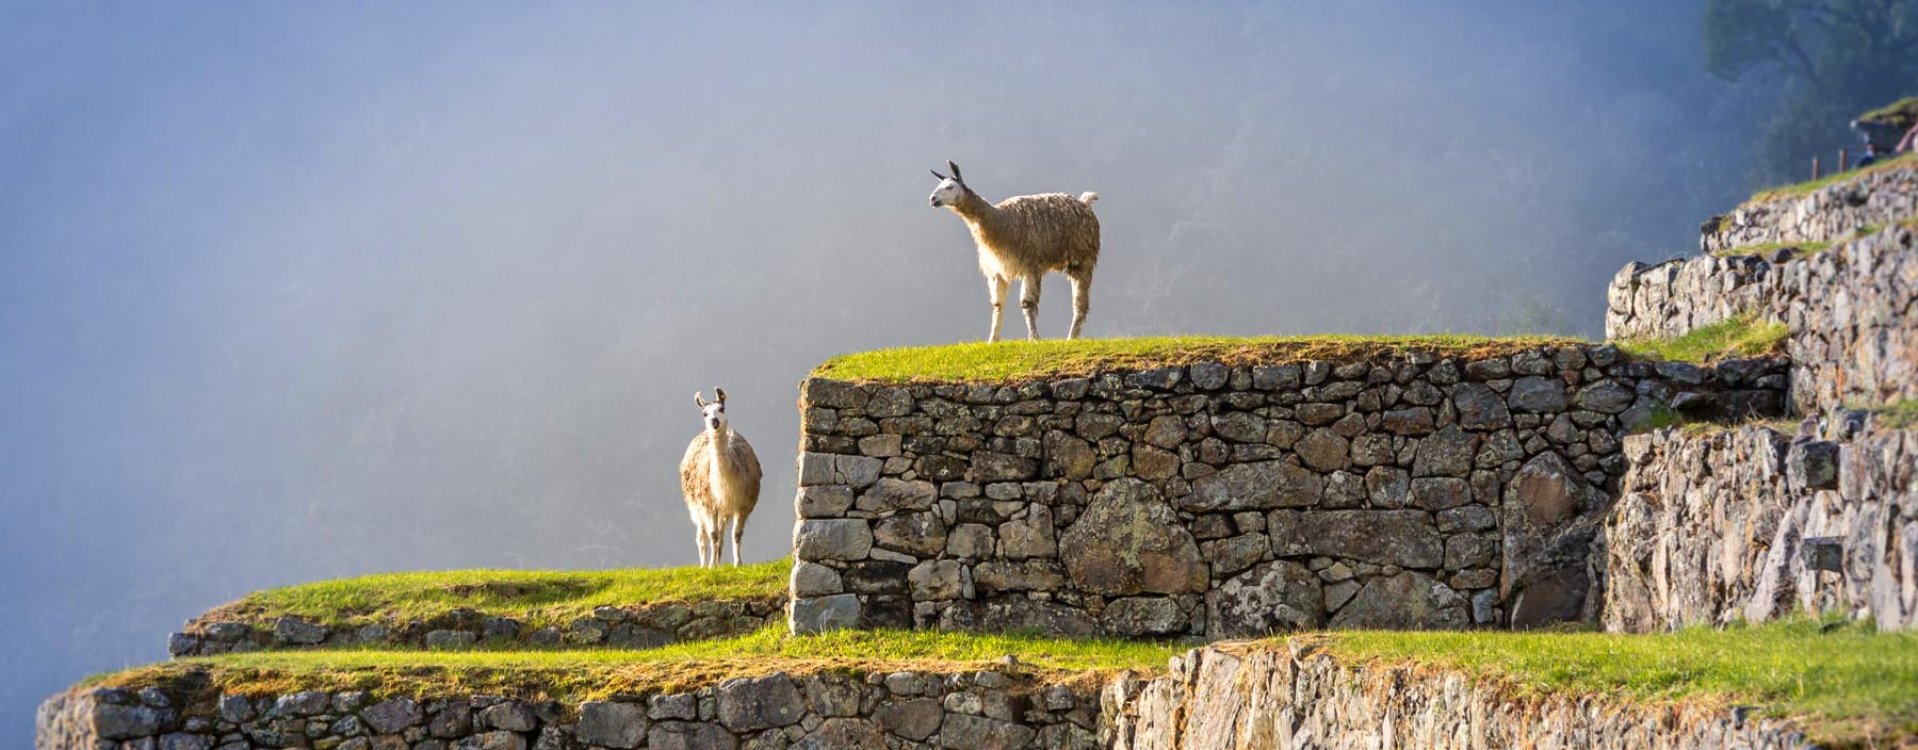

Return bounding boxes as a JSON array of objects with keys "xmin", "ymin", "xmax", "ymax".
[
  {"xmin": 187, "ymin": 559, "xmax": 789, "ymax": 635},
  {"xmin": 92, "ymin": 620, "xmax": 1917, "ymax": 746},
  {"xmin": 810, "ymin": 335, "xmax": 1582, "ymax": 383}
]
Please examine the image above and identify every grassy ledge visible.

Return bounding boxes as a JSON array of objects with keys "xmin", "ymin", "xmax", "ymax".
[
  {"xmin": 1709, "ymin": 238, "xmax": 1833, "ymax": 260},
  {"xmin": 1615, "ymin": 314, "xmax": 1787, "ymax": 363},
  {"xmin": 1747, "ymin": 152, "xmax": 1915, "ymax": 204},
  {"xmin": 93, "ymin": 626, "xmax": 1183, "ymax": 702},
  {"xmin": 1320, "ymin": 619, "xmax": 1918, "ymax": 747},
  {"xmin": 1859, "ymin": 97, "xmax": 1918, "ymax": 129},
  {"xmin": 194, "ymin": 560, "xmax": 789, "ymax": 633},
  {"xmin": 811, "ymin": 335, "xmax": 1582, "ymax": 384}
]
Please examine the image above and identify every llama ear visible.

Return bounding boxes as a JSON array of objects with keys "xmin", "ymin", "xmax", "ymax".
[
  {"xmin": 947, "ymin": 161, "xmax": 963, "ymax": 183},
  {"xmin": 931, "ymin": 169, "xmax": 948, "ymax": 181},
  {"xmin": 714, "ymin": 387, "xmax": 727, "ymax": 404},
  {"xmin": 694, "ymin": 392, "xmax": 707, "ymax": 408}
]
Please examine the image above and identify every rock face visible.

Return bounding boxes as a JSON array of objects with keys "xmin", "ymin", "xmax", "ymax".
[
  {"xmin": 1606, "ymin": 214, "xmax": 1918, "ymax": 416},
  {"xmin": 170, "ymin": 598, "xmax": 785, "ymax": 657},
  {"xmin": 1102, "ymin": 642, "xmax": 1814, "ymax": 750},
  {"xmin": 790, "ymin": 347, "xmax": 1785, "ymax": 636},
  {"xmin": 1603, "ymin": 414, "xmax": 1918, "ymax": 633},
  {"xmin": 38, "ymin": 669, "xmax": 1102, "ymax": 750}
]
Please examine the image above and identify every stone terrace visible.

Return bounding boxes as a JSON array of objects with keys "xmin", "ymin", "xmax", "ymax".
[{"xmin": 789, "ymin": 344, "xmax": 1788, "ymax": 638}]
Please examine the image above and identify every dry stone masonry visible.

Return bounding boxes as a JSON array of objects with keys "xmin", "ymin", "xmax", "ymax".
[
  {"xmin": 789, "ymin": 347, "xmax": 1786, "ymax": 637},
  {"xmin": 169, "ymin": 599, "xmax": 784, "ymax": 657},
  {"xmin": 1698, "ymin": 162, "xmax": 1917, "ymax": 256},
  {"xmin": 1608, "ymin": 223, "xmax": 1918, "ymax": 414},
  {"xmin": 1101, "ymin": 641, "xmax": 1813, "ymax": 749},
  {"xmin": 36, "ymin": 668, "xmax": 1102, "ymax": 750},
  {"xmin": 1605, "ymin": 411, "xmax": 1918, "ymax": 633}
]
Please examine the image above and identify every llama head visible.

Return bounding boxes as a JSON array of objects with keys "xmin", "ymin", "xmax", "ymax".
[
  {"xmin": 929, "ymin": 160, "xmax": 968, "ymax": 208},
  {"xmin": 693, "ymin": 387, "xmax": 729, "ymax": 432}
]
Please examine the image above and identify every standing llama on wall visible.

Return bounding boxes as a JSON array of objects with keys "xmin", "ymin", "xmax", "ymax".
[
  {"xmin": 679, "ymin": 387, "xmax": 762, "ymax": 567},
  {"xmin": 929, "ymin": 161, "xmax": 1101, "ymax": 341}
]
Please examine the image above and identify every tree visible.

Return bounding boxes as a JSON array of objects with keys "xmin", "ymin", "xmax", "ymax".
[{"xmin": 1704, "ymin": 0, "xmax": 1918, "ymax": 182}]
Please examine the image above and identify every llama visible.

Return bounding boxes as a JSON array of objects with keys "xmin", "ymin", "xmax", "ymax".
[
  {"xmin": 678, "ymin": 387, "xmax": 762, "ymax": 567},
  {"xmin": 929, "ymin": 160, "xmax": 1101, "ymax": 342}
]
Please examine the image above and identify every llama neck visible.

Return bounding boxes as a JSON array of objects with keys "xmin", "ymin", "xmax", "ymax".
[{"xmin": 951, "ymin": 191, "xmax": 1009, "ymax": 246}]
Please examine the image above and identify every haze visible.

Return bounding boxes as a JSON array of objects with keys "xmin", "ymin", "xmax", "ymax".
[{"xmin": 1, "ymin": 2, "xmax": 1770, "ymax": 740}]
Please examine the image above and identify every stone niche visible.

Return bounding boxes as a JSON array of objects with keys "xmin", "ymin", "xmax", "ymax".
[{"xmin": 789, "ymin": 346, "xmax": 1788, "ymax": 638}]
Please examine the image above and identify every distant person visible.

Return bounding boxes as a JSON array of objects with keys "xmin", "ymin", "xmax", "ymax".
[{"xmin": 1856, "ymin": 142, "xmax": 1882, "ymax": 169}]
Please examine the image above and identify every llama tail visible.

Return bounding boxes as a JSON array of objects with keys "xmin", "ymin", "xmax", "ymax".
[{"xmin": 1079, "ymin": 191, "xmax": 1100, "ymax": 206}]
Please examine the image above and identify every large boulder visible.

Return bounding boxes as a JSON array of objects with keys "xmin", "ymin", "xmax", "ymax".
[{"xmin": 1060, "ymin": 480, "xmax": 1208, "ymax": 595}]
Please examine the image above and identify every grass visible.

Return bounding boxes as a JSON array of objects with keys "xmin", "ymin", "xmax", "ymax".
[
  {"xmin": 811, "ymin": 335, "xmax": 1582, "ymax": 383},
  {"xmin": 1615, "ymin": 314, "xmax": 1788, "ymax": 363},
  {"xmin": 1852, "ymin": 400, "xmax": 1918, "ymax": 430},
  {"xmin": 1709, "ymin": 238, "xmax": 1832, "ymax": 259},
  {"xmin": 1320, "ymin": 618, "xmax": 1918, "ymax": 747},
  {"xmin": 193, "ymin": 559, "xmax": 790, "ymax": 633},
  {"xmin": 93, "ymin": 625, "xmax": 1183, "ymax": 703},
  {"xmin": 1859, "ymin": 97, "xmax": 1918, "ymax": 128},
  {"xmin": 1747, "ymin": 151, "xmax": 1915, "ymax": 203}
]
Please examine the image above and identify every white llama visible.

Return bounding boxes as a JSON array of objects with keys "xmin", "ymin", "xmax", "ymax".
[
  {"xmin": 929, "ymin": 160, "xmax": 1101, "ymax": 341},
  {"xmin": 678, "ymin": 387, "xmax": 762, "ymax": 567}
]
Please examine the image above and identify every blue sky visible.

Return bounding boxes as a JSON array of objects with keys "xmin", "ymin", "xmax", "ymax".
[{"xmin": 0, "ymin": 3, "xmax": 1767, "ymax": 742}]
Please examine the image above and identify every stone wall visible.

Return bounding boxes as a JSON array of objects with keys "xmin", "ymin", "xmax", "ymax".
[
  {"xmin": 1604, "ymin": 412, "xmax": 1918, "ymax": 632},
  {"xmin": 789, "ymin": 347, "xmax": 1787, "ymax": 638},
  {"xmin": 1700, "ymin": 162, "xmax": 1918, "ymax": 255},
  {"xmin": 169, "ymin": 598, "xmax": 784, "ymax": 657},
  {"xmin": 1101, "ymin": 641, "xmax": 1812, "ymax": 750},
  {"xmin": 1606, "ymin": 223, "xmax": 1918, "ymax": 414},
  {"xmin": 37, "ymin": 668, "xmax": 1101, "ymax": 750}
]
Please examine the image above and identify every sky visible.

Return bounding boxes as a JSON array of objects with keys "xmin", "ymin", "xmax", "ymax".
[{"xmin": 1, "ymin": 2, "xmax": 1774, "ymax": 742}]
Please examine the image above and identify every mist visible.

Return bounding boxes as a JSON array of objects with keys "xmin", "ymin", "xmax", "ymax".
[{"xmin": 1, "ymin": 2, "xmax": 1770, "ymax": 740}]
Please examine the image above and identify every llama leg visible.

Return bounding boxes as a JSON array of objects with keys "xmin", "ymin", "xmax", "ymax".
[
  {"xmin": 1020, "ymin": 276, "xmax": 1042, "ymax": 341},
  {"xmin": 987, "ymin": 276, "xmax": 1009, "ymax": 343},
  {"xmin": 730, "ymin": 515, "xmax": 746, "ymax": 566},
  {"xmin": 708, "ymin": 524, "xmax": 725, "ymax": 569},
  {"xmin": 1068, "ymin": 269, "xmax": 1093, "ymax": 340},
  {"xmin": 694, "ymin": 520, "xmax": 710, "ymax": 568}
]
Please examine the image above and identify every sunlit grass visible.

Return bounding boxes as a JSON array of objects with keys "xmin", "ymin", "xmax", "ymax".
[
  {"xmin": 1322, "ymin": 618, "xmax": 1918, "ymax": 745},
  {"xmin": 1709, "ymin": 238, "xmax": 1833, "ymax": 259},
  {"xmin": 1747, "ymin": 152, "xmax": 1915, "ymax": 203},
  {"xmin": 95, "ymin": 625, "xmax": 1183, "ymax": 701},
  {"xmin": 1616, "ymin": 314, "xmax": 1787, "ymax": 363},
  {"xmin": 194, "ymin": 559, "xmax": 790, "ymax": 634},
  {"xmin": 810, "ymin": 335, "xmax": 1583, "ymax": 383}
]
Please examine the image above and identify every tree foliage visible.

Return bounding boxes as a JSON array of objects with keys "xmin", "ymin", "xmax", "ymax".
[{"xmin": 1704, "ymin": 0, "xmax": 1918, "ymax": 181}]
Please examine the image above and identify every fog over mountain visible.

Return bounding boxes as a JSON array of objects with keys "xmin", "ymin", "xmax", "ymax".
[{"xmin": 1, "ymin": 2, "xmax": 1774, "ymax": 741}]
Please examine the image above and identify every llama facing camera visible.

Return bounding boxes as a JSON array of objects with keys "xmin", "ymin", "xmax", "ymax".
[
  {"xmin": 929, "ymin": 160, "xmax": 1101, "ymax": 342},
  {"xmin": 679, "ymin": 387, "xmax": 762, "ymax": 567}
]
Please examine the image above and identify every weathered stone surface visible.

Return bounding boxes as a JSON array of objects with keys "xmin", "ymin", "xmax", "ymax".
[
  {"xmin": 939, "ymin": 714, "xmax": 1036, "ymax": 750},
  {"xmin": 273, "ymin": 616, "xmax": 327, "ymax": 645},
  {"xmin": 716, "ymin": 673, "xmax": 805, "ymax": 731},
  {"xmin": 1507, "ymin": 376, "xmax": 1568, "ymax": 413},
  {"xmin": 1185, "ymin": 460, "xmax": 1320, "ymax": 512},
  {"xmin": 874, "ymin": 512, "xmax": 947, "ymax": 558},
  {"xmin": 858, "ymin": 478, "xmax": 936, "ymax": 513},
  {"xmin": 791, "ymin": 561, "xmax": 844, "ymax": 598},
  {"xmin": 1100, "ymin": 597, "xmax": 1188, "ymax": 636},
  {"xmin": 361, "ymin": 698, "xmax": 422, "ymax": 734},
  {"xmin": 1328, "ymin": 571, "xmax": 1467, "ymax": 629},
  {"xmin": 793, "ymin": 519, "xmax": 873, "ymax": 562},
  {"xmin": 873, "ymin": 698, "xmax": 943, "ymax": 740},
  {"xmin": 1452, "ymin": 382, "xmax": 1511, "ymax": 429},
  {"xmin": 1412, "ymin": 426, "xmax": 1477, "ymax": 477},
  {"xmin": 789, "ymin": 594, "xmax": 860, "ymax": 634},
  {"xmin": 577, "ymin": 702, "xmax": 648, "ymax": 749},
  {"xmin": 1270, "ymin": 510, "xmax": 1442, "ymax": 569},
  {"xmin": 998, "ymin": 506, "xmax": 1056, "ymax": 559},
  {"xmin": 1207, "ymin": 560, "xmax": 1323, "ymax": 636},
  {"xmin": 1059, "ymin": 480, "xmax": 1208, "ymax": 595},
  {"xmin": 1293, "ymin": 429, "xmax": 1350, "ymax": 471},
  {"xmin": 648, "ymin": 721, "xmax": 738, "ymax": 750},
  {"xmin": 1104, "ymin": 642, "xmax": 1815, "ymax": 750}
]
